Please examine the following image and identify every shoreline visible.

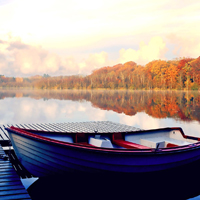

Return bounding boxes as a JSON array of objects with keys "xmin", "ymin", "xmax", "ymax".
[{"xmin": 0, "ymin": 87, "xmax": 199, "ymax": 92}]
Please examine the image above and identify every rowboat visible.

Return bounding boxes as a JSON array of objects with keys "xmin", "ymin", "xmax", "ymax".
[{"xmin": 5, "ymin": 126, "xmax": 200, "ymax": 177}]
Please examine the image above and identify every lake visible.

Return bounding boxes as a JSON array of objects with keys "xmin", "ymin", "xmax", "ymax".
[{"xmin": 1, "ymin": 89, "xmax": 200, "ymax": 199}]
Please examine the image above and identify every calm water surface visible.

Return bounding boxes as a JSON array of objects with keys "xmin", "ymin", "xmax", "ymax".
[{"xmin": 1, "ymin": 89, "xmax": 200, "ymax": 199}]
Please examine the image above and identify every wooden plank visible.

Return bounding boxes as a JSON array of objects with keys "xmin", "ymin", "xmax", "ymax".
[
  {"xmin": 0, "ymin": 171, "xmax": 22, "ymax": 178},
  {"xmin": 40, "ymin": 123, "xmax": 58, "ymax": 132},
  {"xmin": 0, "ymin": 193, "xmax": 31, "ymax": 200},
  {"xmin": 0, "ymin": 170, "xmax": 17, "ymax": 177},
  {"xmin": 0, "ymin": 164, "xmax": 13, "ymax": 169},
  {"xmin": 58, "ymin": 122, "xmax": 81, "ymax": 132},
  {"xmin": 58, "ymin": 123, "xmax": 74, "ymax": 132},
  {"xmin": 0, "ymin": 144, "xmax": 31, "ymax": 199},
  {"xmin": 15, "ymin": 124, "xmax": 25, "ymax": 129},
  {"xmin": 25, "ymin": 124, "xmax": 38, "ymax": 131},
  {"xmin": 0, "ymin": 184, "xmax": 24, "ymax": 191},
  {"xmin": 46, "ymin": 123, "xmax": 65, "ymax": 132},
  {"xmin": 0, "ymin": 189, "xmax": 30, "ymax": 196},
  {"xmin": 0, "ymin": 168, "xmax": 16, "ymax": 173},
  {"xmin": 0, "ymin": 126, "xmax": 10, "ymax": 141},
  {"xmin": 0, "ymin": 148, "xmax": 5, "ymax": 151},
  {"xmin": 20, "ymin": 124, "xmax": 34, "ymax": 130},
  {"xmin": 28, "ymin": 124, "xmax": 43, "ymax": 131},
  {"xmin": 60, "ymin": 122, "xmax": 78, "ymax": 132},
  {"xmin": 0, "ymin": 162, "xmax": 12, "ymax": 166},
  {"xmin": 2, "ymin": 147, "xmax": 13, "ymax": 151},
  {"xmin": 2, "ymin": 125, "xmax": 9, "ymax": 129},
  {"xmin": 0, "ymin": 180, "xmax": 22, "ymax": 187},
  {"xmin": 0, "ymin": 177, "xmax": 21, "ymax": 183},
  {"xmin": 0, "ymin": 126, "xmax": 9, "ymax": 140},
  {"xmin": 0, "ymin": 128, "xmax": 5, "ymax": 140},
  {"xmin": 15, "ymin": 124, "xmax": 26, "ymax": 129},
  {"xmin": 6, "ymin": 149, "xmax": 34, "ymax": 179},
  {"xmin": 35, "ymin": 124, "xmax": 50, "ymax": 131},
  {"xmin": 0, "ymin": 145, "xmax": 4, "ymax": 150},
  {"xmin": 47, "ymin": 123, "xmax": 63, "ymax": 132},
  {"xmin": 6, "ymin": 124, "xmax": 13, "ymax": 128},
  {"xmin": 0, "ymin": 174, "xmax": 20, "ymax": 179}
]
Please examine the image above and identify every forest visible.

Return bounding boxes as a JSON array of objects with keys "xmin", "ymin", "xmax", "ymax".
[{"xmin": 0, "ymin": 56, "xmax": 200, "ymax": 90}]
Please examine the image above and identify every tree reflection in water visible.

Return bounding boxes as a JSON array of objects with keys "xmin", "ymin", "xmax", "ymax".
[{"xmin": 0, "ymin": 89, "xmax": 200, "ymax": 122}]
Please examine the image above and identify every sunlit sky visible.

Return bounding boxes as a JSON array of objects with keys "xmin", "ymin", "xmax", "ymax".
[{"xmin": 0, "ymin": 0, "xmax": 200, "ymax": 77}]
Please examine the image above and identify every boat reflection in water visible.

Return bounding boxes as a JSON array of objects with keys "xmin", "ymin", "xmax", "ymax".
[{"xmin": 27, "ymin": 161, "xmax": 200, "ymax": 200}]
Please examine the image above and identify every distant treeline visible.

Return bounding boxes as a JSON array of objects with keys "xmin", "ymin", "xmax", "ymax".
[{"xmin": 1, "ymin": 57, "xmax": 200, "ymax": 90}]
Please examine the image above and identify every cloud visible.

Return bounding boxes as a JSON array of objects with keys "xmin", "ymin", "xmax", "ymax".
[
  {"xmin": 0, "ymin": 36, "xmax": 64, "ymax": 76},
  {"xmin": 167, "ymin": 33, "xmax": 200, "ymax": 58},
  {"xmin": 118, "ymin": 36, "xmax": 168, "ymax": 65},
  {"xmin": 7, "ymin": 40, "xmax": 29, "ymax": 50},
  {"xmin": 5, "ymin": 39, "xmax": 61, "ymax": 75},
  {"xmin": 0, "ymin": 35, "xmax": 112, "ymax": 76},
  {"xmin": 77, "ymin": 51, "xmax": 112, "ymax": 74}
]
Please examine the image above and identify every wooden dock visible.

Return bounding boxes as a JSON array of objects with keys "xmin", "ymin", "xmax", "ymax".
[
  {"xmin": 0, "ymin": 121, "xmax": 140, "ymax": 135},
  {"xmin": 0, "ymin": 145, "xmax": 31, "ymax": 200},
  {"xmin": 0, "ymin": 121, "xmax": 140, "ymax": 199}
]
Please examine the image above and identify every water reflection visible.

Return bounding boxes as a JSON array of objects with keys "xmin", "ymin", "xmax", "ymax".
[
  {"xmin": 27, "ymin": 160, "xmax": 200, "ymax": 200},
  {"xmin": 0, "ymin": 89, "xmax": 200, "ymax": 122}
]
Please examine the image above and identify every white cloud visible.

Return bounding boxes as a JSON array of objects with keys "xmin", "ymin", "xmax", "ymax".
[
  {"xmin": 0, "ymin": 36, "xmax": 113, "ymax": 76},
  {"xmin": 77, "ymin": 51, "xmax": 112, "ymax": 74},
  {"xmin": 119, "ymin": 36, "xmax": 167, "ymax": 65},
  {"xmin": 167, "ymin": 34, "xmax": 200, "ymax": 58}
]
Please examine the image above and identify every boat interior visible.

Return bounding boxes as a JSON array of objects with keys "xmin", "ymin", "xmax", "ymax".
[{"xmin": 27, "ymin": 127, "xmax": 199, "ymax": 149}]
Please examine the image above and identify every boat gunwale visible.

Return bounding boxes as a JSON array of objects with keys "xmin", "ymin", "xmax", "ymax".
[{"xmin": 5, "ymin": 126, "xmax": 200, "ymax": 154}]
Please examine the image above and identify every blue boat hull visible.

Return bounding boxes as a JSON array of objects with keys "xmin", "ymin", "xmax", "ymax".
[{"xmin": 7, "ymin": 129, "xmax": 200, "ymax": 177}]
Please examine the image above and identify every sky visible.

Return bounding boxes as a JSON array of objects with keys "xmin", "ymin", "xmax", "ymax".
[{"xmin": 0, "ymin": 0, "xmax": 200, "ymax": 77}]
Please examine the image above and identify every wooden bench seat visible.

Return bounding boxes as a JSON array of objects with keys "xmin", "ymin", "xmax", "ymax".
[
  {"xmin": 112, "ymin": 133, "xmax": 150, "ymax": 149},
  {"xmin": 112, "ymin": 139, "xmax": 150, "ymax": 149}
]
